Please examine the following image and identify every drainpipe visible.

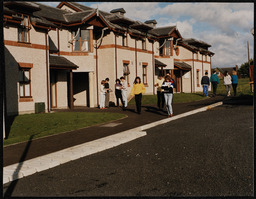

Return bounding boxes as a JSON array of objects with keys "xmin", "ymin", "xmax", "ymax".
[
  {"xmin": 96, "ymin": 43, "xmax": 99, "ymax": 106},
  {"xmin": 45, "ymin": 31, "xmax": 50, "ymax": 112},
  {"xmin": 192, "ymin": 53, "xmax": 195, "ymax": 92},
  {"xmin": 152, "ymin": 42, "xmax": 155, "ymax": 95},
  {"xmin": 115, "ymin": 34, "xmax": 117, "ymax": 79},
  {"xmin": 57, "ymin": 28, "xmax": 60, "ymax": 56},
  {"xmin": 202, "ymin": 54, "xmax": 204, "ymax": 76},
  {"xmin": 135, "ymin": 39, "xmax": 137, "ymax": 76}
]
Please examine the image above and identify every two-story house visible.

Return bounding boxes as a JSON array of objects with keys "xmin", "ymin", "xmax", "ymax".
[{"xmin": 3, "ymin": 1, "xmax": 214, "ymax": 115}]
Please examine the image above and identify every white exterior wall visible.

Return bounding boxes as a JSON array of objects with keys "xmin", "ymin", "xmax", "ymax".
[{"xmin": 4, "ymin": 26, "xmax": 49, "ymax": 115}]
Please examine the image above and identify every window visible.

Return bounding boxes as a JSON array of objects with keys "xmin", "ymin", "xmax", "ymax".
[
  {"xmin": 196, "ymin": 69, "xmax": 200, "ymax": 87},
  {"xmin": 19, "ymin": 68, "xmax": 31, "ymax": 97},
  {"xmin": 142, "ymin": 39, "xmax": 146, "ymax": 50},
  {"xmin": 205, "ymin": 55, "xmax": 207, "ymax": 61},
  {"xmin": 123, "ymin": 63, "xmax": 130, "ymax": 85},
  {"xmin": 143, "ymin": 64, "xmax": 148, "ymax": 85},
  {"xmin": 122, "ymin": 35, "xmax": 128, "ymax": 47},
  {"xmin": 18, "ymin": 15, "xmax": 30, "ymax": 43},
  {"xmin": 159, "ymin": 40, "xmax": 170, "ymax": 56},
  {"xmin": 72, "ymin": 28, "xmax": 91, "ymax": 52}
]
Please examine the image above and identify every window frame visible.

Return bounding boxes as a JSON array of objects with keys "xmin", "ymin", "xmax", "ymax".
[
  {"xmin": 17, "ymin": 14, "xmax": 30, "ymax": 43},
  {"xmin": 123, "ymin": 62, "xmax": 130, "ymax": 86},
  {"xmin": 122, "ymin": 34, "xmax": 128, "ymax": 47},
  {"xmin": 142, "ymin": 38, "xmax": 146, "ymax": 50},
  {"xmin": 142, "ymin": 63, "xmax": 148, "ymax": 85},
  {"xmin": 19, "ymin": 68, "xmax": 32, "ymax": 98},
  {"xmin": 196, "ymin": 69, "xmax": 200, "ymax": 87},
  {"xmin": 72, "ymin": 28, "xmax": 92, "ymax": 52}
]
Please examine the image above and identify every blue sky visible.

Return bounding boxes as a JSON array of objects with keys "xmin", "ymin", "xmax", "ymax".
[{"xmin": 39, "ymin": 2, "xmax": 254, "ymax": 69}]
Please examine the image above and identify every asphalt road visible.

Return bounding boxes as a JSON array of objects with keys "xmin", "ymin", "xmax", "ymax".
[{"xmin": 3, "ymin": 103, "xmax": 253, "ymax": 197}]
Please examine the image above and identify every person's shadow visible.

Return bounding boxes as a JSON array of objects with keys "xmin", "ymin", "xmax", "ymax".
[{"xmin": 4, "ymin": 135, "xmax": 34, "ymax": 198}]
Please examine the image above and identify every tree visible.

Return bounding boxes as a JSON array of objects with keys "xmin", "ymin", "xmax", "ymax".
[{"xmin": 238, "ymin": 59, "xmax": 253, "ymax": 77}]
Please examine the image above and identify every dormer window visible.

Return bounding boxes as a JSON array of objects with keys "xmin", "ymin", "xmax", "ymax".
[
  {"xmin": 72, "ymin": 28, "xmax": 92, "ymax": 52},
  {"xmin": 18, "ymin": 14, "xmax": 30, "ymax": 43}
]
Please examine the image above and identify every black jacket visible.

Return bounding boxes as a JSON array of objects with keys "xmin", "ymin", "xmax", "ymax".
[
  {"xmin": 161, "ymin": 79, "xmax": 176, "ymax": 93},
  {"xmin": 201, "ymin": 76, "xmax": 210, "ymax": 85}
]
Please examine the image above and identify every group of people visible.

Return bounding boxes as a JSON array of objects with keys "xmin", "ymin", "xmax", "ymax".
[
  {"xmin": 201, "ymin": 68, "xmax": 238, "ymax": 97},
  {"xmin": 99, "ymin": 74, "xmax": 176, "ymax": 117},
  {"xmin": 99, "ymin": 77, "xmax": 128, "ymax": 110}
]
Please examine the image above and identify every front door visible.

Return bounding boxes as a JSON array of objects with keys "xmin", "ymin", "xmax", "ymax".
[
  {"xmin": 50, "ymin": 70, "xmax": 57, "ymax": 108},
  {"xmin": 173, "ymin": 69, "xmax": 181, "ymax": 92}
]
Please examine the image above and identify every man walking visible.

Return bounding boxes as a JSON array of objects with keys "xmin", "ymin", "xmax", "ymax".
[
  {"xmin": 154, "ymin": 75, "xmax": 165, "ymax": 109},
  {"xmin": 201, "ymin": 72, "xmax": 210, "ymax": 97},
  {"xmin": 210, "ymin": 70, "xmax": 219, "ymax": 97},
  {"xmin": 104, "ymin": 78, "xmax": 110, "ymax": 108},
  {"xmin": 120, "ymin": 76, "xmax": 128, "ymax": 108}
]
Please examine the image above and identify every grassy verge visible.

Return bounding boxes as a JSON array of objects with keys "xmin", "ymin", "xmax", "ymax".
[
  {"xmin": 214, "ymin": 78, "xmax": 252, "ymax": 96},
  {"xmin": 128, "ymin": 93, "xmax": 206, "ymax": 105},
  {"xmin": 4, "ymin": 112, "xmax": 126, "ymax": 146},
  {"xmin": 129, "ymin": 78, "xmax": 252, "ymax": 105}
]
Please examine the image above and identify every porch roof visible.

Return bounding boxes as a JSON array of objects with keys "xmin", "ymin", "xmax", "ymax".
[
  {"xmin": 49, "ymin": 55, "xmax": 78, "ymax": 70},
  {"xmin": 174, "ymin": 61, "xmax": 192, "ymax": 71},
  {"xmin": 155, "ymin": 59, "xmax": 167, "ymax": 67}
]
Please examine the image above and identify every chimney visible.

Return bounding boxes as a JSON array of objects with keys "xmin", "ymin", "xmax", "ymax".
[
  {"xmin": 110, "ymin": 8, "xmax": 126, "ymax": 16},
  {"xmin": 144, "ymin": 19, "xmax": 157, "ymax": 28}
]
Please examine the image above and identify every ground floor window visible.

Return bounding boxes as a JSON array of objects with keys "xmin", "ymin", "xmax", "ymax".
[
  {"xmin": 123, "ymin": 63, "xmax": 130, "ymax": 85},
  {"xmin": 19, "ymin": 68, "xmax": 31, "ymax": 97},
  {"xmin": 196, "ymin": 69, "xmax": 200, "ymax": 87},
  {"xmin": 143, "ymin": 64, "xmax": 148, "ymax": 85}
]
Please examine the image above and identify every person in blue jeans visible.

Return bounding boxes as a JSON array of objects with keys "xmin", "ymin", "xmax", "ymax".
[
  {"xmin": 201, "ymin": 72, "xmax": 210, "ymax": 97},
  {"xmin": 210, "ymin": 70, "xmax": 220, "ymax": 97},
  {"xmin": 231, "ymin": 69, "xmax": 238, "ymax": 96},
  {"xmin": 161, "ymin": 75, "xmax": 176, "ymax": 117}
]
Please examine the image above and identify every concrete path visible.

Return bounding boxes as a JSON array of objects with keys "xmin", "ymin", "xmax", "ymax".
[{"xmin": 3, "ymin": 99, "xmax": 224, "ymax": 184}]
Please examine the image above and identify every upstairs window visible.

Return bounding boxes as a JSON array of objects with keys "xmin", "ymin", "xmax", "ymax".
[
  {"xmin": 19, "ymin": 68, "xmax": 31, "ymax": 97},
  {"xmin": 72, "ymin": 28, "xmax": 91, "ymax": 52},
  {"xmin": 18, "ymin": 15, "xmax": 30, "ymax": 43},
  {"xmin": 160, "ymin": 40, "xmax": 170, "ymax": 56}
]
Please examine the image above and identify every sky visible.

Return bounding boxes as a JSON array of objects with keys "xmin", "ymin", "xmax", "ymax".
[{"xmin": 39, "ymin": 1, "xmax": 254, "ymax": 69}]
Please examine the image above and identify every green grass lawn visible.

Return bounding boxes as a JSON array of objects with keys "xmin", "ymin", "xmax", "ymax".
[
  {"xmin": 129, "ymin": 78, "xmax": 252, "ymax": 105},
  {"xmin": 4, "ymin": 112, "xmax": 126, "ymax": 146},
  {"xmin": 214, "ymin": 77, "xmax": 252, "ymax": 96}
]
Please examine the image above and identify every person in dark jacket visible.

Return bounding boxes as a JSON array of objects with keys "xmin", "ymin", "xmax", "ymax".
[
  {"xmin": 104, "ymin": 78, "xmax": 110, "ymax": 108},
  {"xmin": 201, "ymin": 72, "xmax": 210, "ymax": 97},
  {"xmin": 210, "ymin": 70, "xmax": 219, "ymax": 97},
  {"xmin": 115, "ymin": 79, "xmax": 124, "ymax": 107},
  {"xmin": 161, "ymin": 75, "xmax": 176, "ymax": 117}
]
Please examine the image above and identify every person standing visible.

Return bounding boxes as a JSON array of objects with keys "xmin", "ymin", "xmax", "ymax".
[
  {"xmin": 161, "ymin": 75, "xmax": 176, "ymax": 117},
  {"xmin": 210, "ymin": 70, "xmax": 219, "ymax": 97},
  {"xmin": 99, "ymin": 80, "xmax": 106, "ymax": 109},
  {"xmin": 115, "ymin": 79, "xmax": 124, "ymax": 107},
  {"xmin": 223, "ymin": 71, "xmax": 232, "ymax": 96},
  {"xmin": 154, "ymin": 75, "xmax": 165, "ymax": 109},
  {"xmin": 120, "ymin": 76, "xmax": 128, "ymax": 108},
  {"xmin": 104, "ymin": 78, "xmax": 110, "ymax": 108},
  {"xmin": 131, "ymin": 77, "xmax": 146, "ymax": 114},
  {"xmin": 201, "ymin": 72, "xmax": 210, "ymax": 97},
  {"xmin": 231, "ymin": 69, "xmax": 238, "ymax": 96}
]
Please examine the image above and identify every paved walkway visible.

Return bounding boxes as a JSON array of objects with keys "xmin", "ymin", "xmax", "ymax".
[
  {"xmin": 7, "ymin": 95, "xmax": 248, "ymax": 184},
  {"xmin": 3, "ymin": 96, "xmax": 226, "ymax": 167}
]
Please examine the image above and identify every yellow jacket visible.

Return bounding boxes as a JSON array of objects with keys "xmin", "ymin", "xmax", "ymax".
[{"xmin": 131, "ymin": 83, "xmax": 146, "ymax": 95}]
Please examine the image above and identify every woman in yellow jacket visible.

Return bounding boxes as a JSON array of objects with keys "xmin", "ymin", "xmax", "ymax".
[{"xmin": 131, "ymin": 77, "xmax": 146, "ymax": 114}]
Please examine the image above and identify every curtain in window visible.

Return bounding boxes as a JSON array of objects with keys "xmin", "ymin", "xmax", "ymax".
[{"xmin": 123, "ymin": 64, "xmax": 130, "ymax": 75}]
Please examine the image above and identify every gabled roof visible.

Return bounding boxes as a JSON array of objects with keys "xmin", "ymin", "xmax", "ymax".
[
  {"xmin": 64, "ymin": 10, "xmax": 95, "ymax": 23},
  {"xmin": 149, "ymin": 26, "xmax": 182, "ymax": 38},
  {"xmin": 4, "ymin": 1, "xmax": 41, "ymax": 12},
  {"xmin": 110, "ymin": 8, "xmax": 126, "ymax": 14},
  {"xmin": 57, "ymin": 2, "xmax": 94, "ymax": 12},
  {"xmin": 183, "ymin": 38, "xmax": 211, "ymax": 48}
]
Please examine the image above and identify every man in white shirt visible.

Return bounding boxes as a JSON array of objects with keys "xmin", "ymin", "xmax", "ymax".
[
  {"xmin": 154, "ymin": 75, "xmax": 165, "ymax": 110},
  {"xmin": 120, "ymin": 76, "xmax": 128, "ymax": 108}
]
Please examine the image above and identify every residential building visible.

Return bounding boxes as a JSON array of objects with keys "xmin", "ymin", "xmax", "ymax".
[{"xmin": 3, "ymin": 1, "xmax": 214, "ymax": 115}]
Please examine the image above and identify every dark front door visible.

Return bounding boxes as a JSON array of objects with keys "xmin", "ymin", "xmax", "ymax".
[{"xmin": 173, "ymin": 69, "xmax": 181, "ymax": 93}]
